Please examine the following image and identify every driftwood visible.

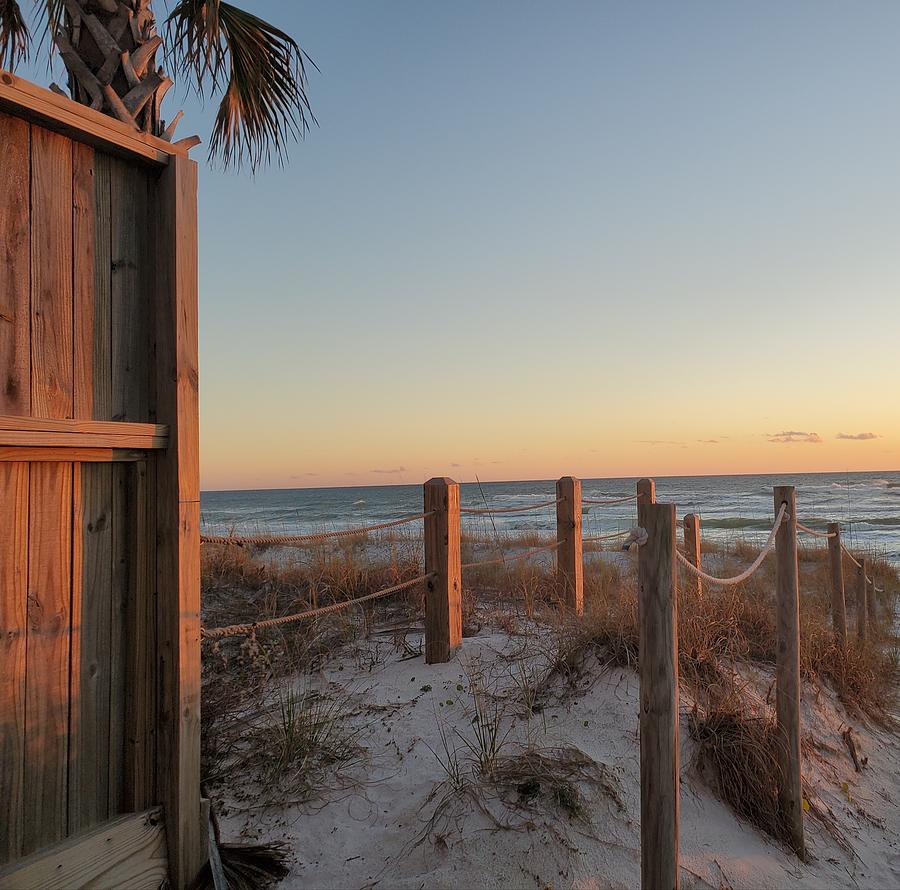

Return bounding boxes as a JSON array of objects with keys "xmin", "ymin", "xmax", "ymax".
[{"xmin": 842, "ymin": 727, "xmax": 867, "ymax": 772}]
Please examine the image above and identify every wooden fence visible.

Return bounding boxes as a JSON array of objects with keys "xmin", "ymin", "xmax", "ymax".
[{"xmin": 0, "ymin": 72, "xmax": 202, "ymax": 889}]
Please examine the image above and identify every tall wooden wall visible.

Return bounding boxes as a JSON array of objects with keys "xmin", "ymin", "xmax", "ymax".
[{"xmin": 0, "ymin": 72, "xmax": 202, "ymax": 889}]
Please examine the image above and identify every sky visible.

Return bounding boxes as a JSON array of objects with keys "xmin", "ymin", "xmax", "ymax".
[{"xmin": 20, "ymin": 1, "xmax": 900, "ymax": 489}]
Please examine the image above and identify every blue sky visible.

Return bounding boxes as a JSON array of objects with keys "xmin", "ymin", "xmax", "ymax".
[{"xmin": 16, "ymin": 2, "xmax": 900, "ymax": 487}]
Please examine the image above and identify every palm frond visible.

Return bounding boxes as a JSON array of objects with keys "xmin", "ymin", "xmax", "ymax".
[
  {"xmin": 0, "ymin": 0, "xmax": 30, "ymax": 70},
  {"xmin": 166, "ymin": 0, "xmax": 316, "ymax": 171}
]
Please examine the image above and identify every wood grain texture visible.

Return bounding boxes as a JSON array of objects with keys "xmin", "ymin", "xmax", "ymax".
[
  {"xmin": 555, "ymin": 476, "xmax": 583, "ymax": 615},
  {"xmin": 0, "ymin": 447, "xmax": 144, "ymax": 463},
  {"xmin": 68, "ymin": 462, "xmax": 114, "ymax": 833},
  {"xmin": 73, "ymin": 143, "xmax": 95, "ymax": 420},
  {"xmin": 0, "ymin": 112, "xmax": 31, "ymax": 416},
  {"xmin": 30, "ymin": 126, "xmax": 74, "ymax": 420},
  {"xmin": 423, "ymin": 478, "xmax": 462, "ymax": 664},
  {"xmin": 0, "ymin": 807, "xmax": 168, "ymax": 890},
  {"xmin": 867, "ymin": 575, "xmax": 877, "ymax": 634},
  {"xmin": 0, "ymin": 430, "xmax": 166, "ymax": 449},
  {"xmin": 124, "ymin": 460, "xmax": 157, "ymax": 812},
  {"xmin": 92, "ymin": 152, "xmax": 113, "ymax": 420},
  {"xmin": 108, "ymin": 462, "xmax": 129, "ymax": 817},
  {"xmin": 0, "ymin": 69, "xmax": 185, "ymax": 165},
  {"xmin": 23, "ymin": 461, "xmax": 73, "ymax": 854},
  {"xmin": 154, "ymin": 155, "xmax": 204, "ymax": 887},
  {"xmin": 637, "ymin": 501, "xmax": 679, "ymax": 890},
  {"xmin": 682, "ymin": 514, "xmax": 702, "ymax": 598},
  {"xmin": 0, "ymin": 462, "xmax": 29, "ymax": 864},
  {"xmin": 773, "ymin": 485, "xmax": 804, "ymax": 860},
  {"xmin": 637, "ymin": 478, "xmax": 656, "ymax": 508},
  {"xmin": 110, "ymin": 158, "xmax": 153, "ymax": 423},
  {"xmin": 826, "ymin": 523, "xmax": 846, "ymax": 646}
]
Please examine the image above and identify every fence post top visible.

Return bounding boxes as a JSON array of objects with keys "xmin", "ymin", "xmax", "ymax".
[
  {"xmin": 684, "ymin": 512, "xmax": 698, "ymax": 522},
  {"xmin": 827, "ymin": 521, "xmax": 840, "ymax": 533},
  {"xmin": 557, "ymin": 475, "xmax": 579, "ymax": 484},
  {"xmin": 424, "ymin": 476, "xmax": 457, "ymax": 487}
]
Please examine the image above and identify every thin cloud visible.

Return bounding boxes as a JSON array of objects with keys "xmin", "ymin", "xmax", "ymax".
[
  {"xmin": 370, "ymin": 466, "xmax": 407, "ymax": 474},
  {"xmin": 289, "ymin": 472, "xmax": 319, "ymax": 479},
  {"xmin": 450, "ymin": 462, "xmax": 462, "ymax": 468},
  {"xmin": 637, "ymin": 439, "xmax": 687, "ymax": 447},
  {"xmin": 697, "ymin": 439, "xmax": 719, "ymax": 444},
  {"xmin": 836, "ymin": 432, "xmax": 879, "ymax": 441},
  {"xmin": 767, "ymin": 431, "xmax": 822, "ymax": 444}
]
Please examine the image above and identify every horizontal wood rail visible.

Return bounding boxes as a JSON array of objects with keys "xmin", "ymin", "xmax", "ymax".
[
  {"xmin": 0, "ymin": 70, "xmax": 191, "ymax": 166},
  {"xmin": 0, "ymin": 416, "xmax": 168, "ymax": 450},
  {"xmin": 0, "ymin": 808, "xmax": 167, "ymax": 890}
]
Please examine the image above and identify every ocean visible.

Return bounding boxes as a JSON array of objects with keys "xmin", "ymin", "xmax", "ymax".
[{"xmin": 201, "ymin": 471, "xmax": 900, "ymax": 565}]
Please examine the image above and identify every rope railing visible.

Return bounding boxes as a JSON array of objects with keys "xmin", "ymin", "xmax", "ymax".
[
  {"xmin": 583, "ymin": 528, "xmax": 637, "ymax": 543},
  {"xmin": 841, "ymin": 544, "xmax": 861, "ymax": 568},
  {"xmin": 460, "ymin": 498, "xmax": 560, "ymax": 515},
  {"xmin": 675, "ymin": 503, "xmax": 788, "ymax": 586},
  {"xmin": 461, "ymin": 540, "xmax": 561, "ymax": 570},
  {"xmin": 200, "ymin": 511, "xmax": 432, "ymax": 546},
  {"xmin": 201, "ymin": 573, "xmax": 433, "ymax": 641},
  {"xmin": 582, "ymin": 494, "xmax": 639, "ymax": 506},
  {"xmin": 796, "ymin": 522, "xmax": 835, "ymax": 539}
]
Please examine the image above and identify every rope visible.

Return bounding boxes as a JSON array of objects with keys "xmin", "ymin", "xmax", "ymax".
[
  {"xmin": 583, "ymin": 528, "xmax": 636, "ymax": 543},
  {"xmin": 675, "ymin": 504, "xmax": 788, "ymax": 586},
  {"xmin": 201, "ymin": 512, "xmax": 432, "ymax": 546},
  {"xmin": 460, "ymin": 498, "xmax": 560, "ymax": 515},
  {"xmin": 582, "ymin": 494, "xmax": 639, "ymax": 506},
  {"xmin": 201, "ymin": 573, "xmax": 433, "ymax": 640},
  {"xmin": 797, "ymin": 522, "xmax": 835, "ymax": 539},
  {"xmin": 461, "ymin": 540, "xmax": 561, "ymax": 570},
  {"xmin": 841, "ymin": 545, "xmax": 861, "ymax": 569}
]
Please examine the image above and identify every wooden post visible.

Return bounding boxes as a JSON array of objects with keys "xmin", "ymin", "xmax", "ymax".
[
  {"xmin": 637, "ymin": 501, "xmax": 679, "ymax": 890},
  {"xmin": 856, "ymin": 559, "xmax": 868, "ymax": 644},
  {"xmin": 866, "ymin": 573, "xmax": 877, "ymax": 635},
  {"xmin": 637, "ymin": 477, "xmax": 656, "ymax": 507},
  {"xmin": 424, "ymin": 478, "xmax": 462, "ymax": 664},
  {"xmin": 682, "ymin": 514, "xmax": 702, "ymax": 598},
  {"xmin": 773, "ymin": 486, "xmax": 804, "ymax": 860},
  {"xmin": 826, "ymin": 523, "xmax": 846, "ymax": 647},
  {"xmin": 155, "ymin": 154, "xmax": 204, "ymax": 888},
  {"xmin": 556, "ymin": 476, "xmax": 583, "ymax": 615}
]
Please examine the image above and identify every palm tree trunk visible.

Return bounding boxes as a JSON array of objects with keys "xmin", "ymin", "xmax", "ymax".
[{"xmin": 57, "ymin": 0, "xmax": 178, "ymax": 139}]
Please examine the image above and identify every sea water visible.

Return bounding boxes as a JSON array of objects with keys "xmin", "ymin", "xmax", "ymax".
[{"xmin": 201, "ymin": 471, "xmax": 900, "ymax": 565}]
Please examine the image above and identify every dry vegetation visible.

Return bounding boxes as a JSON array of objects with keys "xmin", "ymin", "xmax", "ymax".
[{"xmin": 199, "ymin": 531, "xmax": 899, "ymax": 864}]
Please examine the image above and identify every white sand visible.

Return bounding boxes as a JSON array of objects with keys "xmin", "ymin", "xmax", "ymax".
[{"xmin": 215, "ymin": 612, "xmax": 900, "ymax": 890}]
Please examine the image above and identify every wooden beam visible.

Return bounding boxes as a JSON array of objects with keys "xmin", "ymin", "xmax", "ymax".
[
  {"xmin": 0, "ymin": 69, "xmax": 188, "ymax": 166},
  {"xmin": 0, "ymin": 447, "xmax": 144, "ymax": 462},
  {"xmin": 423, "ymin": 477, "xmax": 462, "ymax": 664},
  {"xmin": 773, "ymin": 485, "xmax": 804, "ymax": 860},
  {"xmin": 0, "ymin": 807, "xmax": 167, "ymax": 890},
  {"xmin": 556, "ymin": 476, "xmax": 583, "ymax": 615},
  {"xmin": 637, "ymin": 501, "xmax": 680, "ymax": 890},
  {"xmin": 155, "ymin": 154, "xmax": 204, "ymax": 889},
  {"xmin": 0, "ymin": 417, "xmax": 168, "ymax": 449},
  {"xmin": 637, "ymin": 477, "xmax": 656, "ymax": 507}
]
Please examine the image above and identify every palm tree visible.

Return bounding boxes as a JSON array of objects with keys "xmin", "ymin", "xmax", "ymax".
[{"xmin": 0, "ymin": 0, "xmax": 315, "ymax": 169}]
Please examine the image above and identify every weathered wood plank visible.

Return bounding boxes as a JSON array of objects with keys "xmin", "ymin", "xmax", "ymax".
[
  {"xmin": 0, "ymin": 462, "xmax": 29, "ymax": 865},
  {"xmin": 0, "ymin": 807, "xmax": 168, "ymax": 890},
  {"xmin": 0, "ymin": 415, "xmax": 166, "ymax": 437},
  {"xmin": 110, "ymin": 159, "xmax": 153, "ymax": 423},
  {"xmin": 73, "ymin": 143, "xmax": 95, "ymax": 420},
  {"xmin": 0, "ymin": 430, "xmax": 167, "ymax": 449},
  {"xmin": 68, "ymin": 462, "xmax": 114, "ymax": 834},
  {"xmin": 124, "ymin": 460, "xmax": 157, "ymax": 811},
  {"xmin": 93, "ymin": 152, "xmax": 113, "ymax": 420},
  {"xmin": 155, "ymin": 154, "xmax": 204, "ymax": 887},
  {"xmin": 827, "ymin": 523, "xmax": 846, "ymax": 646},
  {"xmin": 0, "ymin": 447, "xmax": 144, "ymax": 462},
  {"xmin": 0, "ymin": 111, "xmax": 31, "ymax": 416},
  {"xmin": 0, "ymin": 69, "xmax": 185, "ymax": 165},
  {"xmin": 23, "ymin": 461, "xmax": 73, "ymax": 854},
  {"xmin": 108, "ymin": 462, "xmax": 129, "ymax": 817},
  {"xmin": 30, "ymin": 126, "xmax": 74, "ymax": 420}
]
